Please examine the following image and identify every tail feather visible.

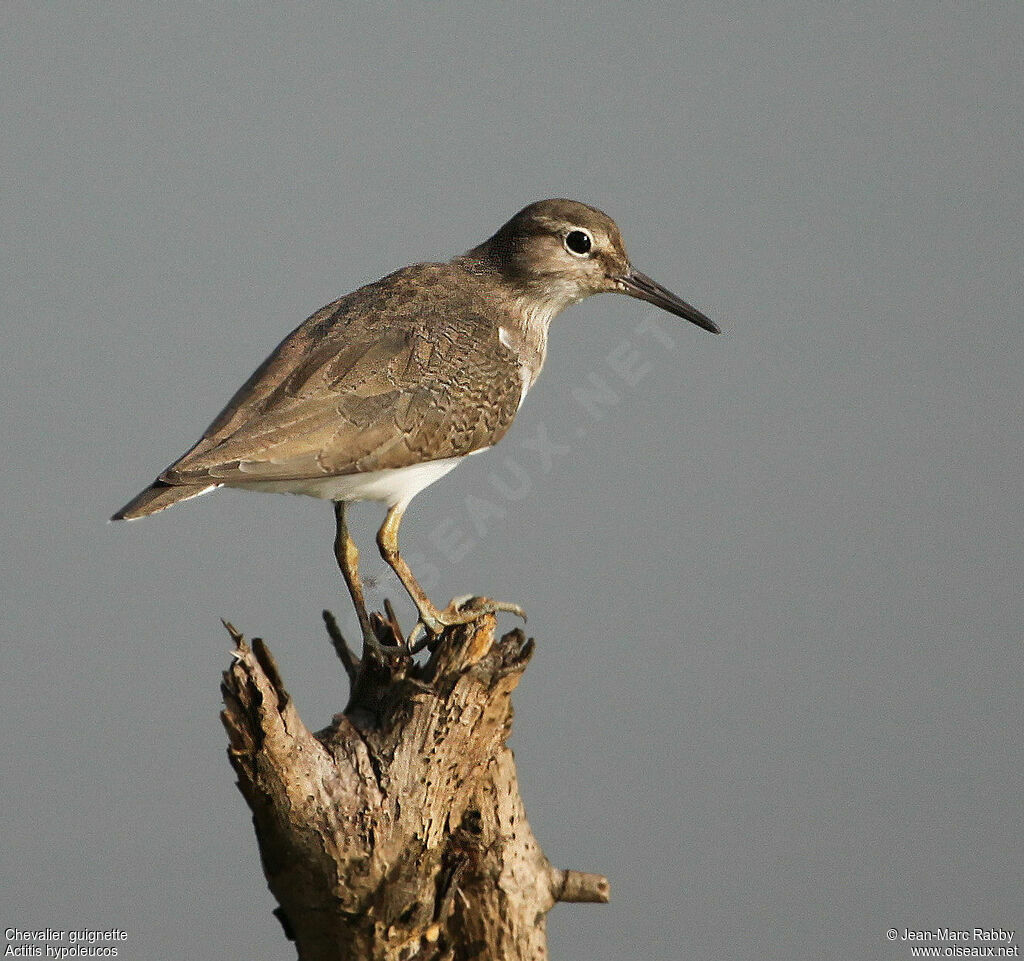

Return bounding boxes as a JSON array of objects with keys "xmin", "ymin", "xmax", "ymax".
[{"xmin": 111, "ymin": 481, "xmax": 218, "ymax": 520}]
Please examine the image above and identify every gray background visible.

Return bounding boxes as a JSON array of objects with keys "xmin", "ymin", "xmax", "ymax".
[{"xmin": 2, "ymin": 4, "xmax": 1021, "ymax": 960}]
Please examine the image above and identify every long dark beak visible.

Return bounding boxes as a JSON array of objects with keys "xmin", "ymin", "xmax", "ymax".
[{"xmin": 616, "ymin": 269, "xmax": 720, "ymax": 334}]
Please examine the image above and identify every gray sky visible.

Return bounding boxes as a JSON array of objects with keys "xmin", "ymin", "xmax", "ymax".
[{"xmin": 2, "ymin": 4, "xmax": 1021, "ymax": 960}]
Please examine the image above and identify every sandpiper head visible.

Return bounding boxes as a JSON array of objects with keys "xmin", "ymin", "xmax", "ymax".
[{"xmin": 466, "ymin": 199, "xmax": 719, "ymax": 333}]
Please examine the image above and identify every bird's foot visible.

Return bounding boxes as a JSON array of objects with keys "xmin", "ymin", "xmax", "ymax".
[
  {"xmin": 446, "ymin": 594, "xmax": 528, "ymax": 623},
  {"xmin": 407, "ymin": 594, "xmax": 527, "ymax": 647}
]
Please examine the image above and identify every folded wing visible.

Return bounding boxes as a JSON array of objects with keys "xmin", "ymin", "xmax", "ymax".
[{"xmin": 161, "ymin": 289, "xmax": 522, "ymax": 486}]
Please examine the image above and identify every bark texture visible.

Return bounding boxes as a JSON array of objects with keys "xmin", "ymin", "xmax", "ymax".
[{"xmin": 220, "ymin": 606, "xmax": 608, "ymax": 961}]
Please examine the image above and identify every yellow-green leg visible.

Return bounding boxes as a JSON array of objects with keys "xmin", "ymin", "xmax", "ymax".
[
  {"xmin": 376, "ymin": 504, "xmax": 526, "ymax": 636},
  {"xmin": 333, "ymin": 501, "xmax": 375, "ymax": 645}
]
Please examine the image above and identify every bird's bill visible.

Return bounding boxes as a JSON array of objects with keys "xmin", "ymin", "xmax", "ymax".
[{"xmin": 616, "ymin": 269, "xmax": 720, "ymax": 334}]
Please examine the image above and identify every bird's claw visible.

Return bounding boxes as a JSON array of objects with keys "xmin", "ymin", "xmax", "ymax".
[
  {"xmin": 407, "ymin": 620, "xmax": 430, "ymax": 652},
  {"xmin": 450, "ymin": 595, "xmax": 528, "ymax": 623},
  {"xmin": 408, "ymin": 595, "xmax": 527, "ymax": 642}
]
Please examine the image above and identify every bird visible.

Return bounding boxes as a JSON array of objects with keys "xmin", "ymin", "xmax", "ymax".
[{"xmin": 113, "ymin": 199, "xmax": 719, "ymax": 641}]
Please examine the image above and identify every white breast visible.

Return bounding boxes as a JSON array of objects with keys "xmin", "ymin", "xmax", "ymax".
[
  {"xmin": 499, "ymin": 326, "xmax": 537, "ymax": 411},
  {"xmin": 230, "ymin": 457, "xmax": 465, "ymax": 510}
]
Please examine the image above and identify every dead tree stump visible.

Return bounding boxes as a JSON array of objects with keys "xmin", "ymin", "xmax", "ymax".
[{"xmin": 220, "ymin": 605, "xmax": 609, "ymax": 961}]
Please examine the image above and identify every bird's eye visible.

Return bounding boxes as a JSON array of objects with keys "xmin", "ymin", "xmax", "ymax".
[{"xmin": 564, "ymin": 229, "xmax": 593, "ymax": 256}]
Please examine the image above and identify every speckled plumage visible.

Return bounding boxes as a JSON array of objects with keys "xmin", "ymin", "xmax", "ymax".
[
  {"xmin": 174, "ymin": 265, "xmax": 524, "ymax": 478},
  {"xmin": 113, "ymin": 263, "xmax": 537, "ymax": 518}
]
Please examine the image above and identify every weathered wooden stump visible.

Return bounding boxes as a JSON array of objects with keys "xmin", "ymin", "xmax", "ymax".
[{"xmin": 220, "ymin": 605, "xmax": 608, "ymax": 961}]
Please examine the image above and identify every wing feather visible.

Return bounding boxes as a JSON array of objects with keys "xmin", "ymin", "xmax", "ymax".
[{"xmin": 162, "ymin": 265, "xmax": 522, "ymax": 485}]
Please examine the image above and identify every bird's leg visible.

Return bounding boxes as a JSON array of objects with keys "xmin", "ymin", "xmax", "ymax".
[
  {"xmin": 332, "ymin": 501, "xmax": 377, "ymax": 648},
  {"xmin": 376, "ymin": 504, "xmax": 449, "ymax": 635},
  {"xmin": 376, "ymin": 505, "xmax": 527, "ymax": 638}
]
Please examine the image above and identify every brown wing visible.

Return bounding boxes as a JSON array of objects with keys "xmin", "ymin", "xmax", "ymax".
[{"xmin": 162, "ymin": 266, "xmax": 523, "ymax": 485}]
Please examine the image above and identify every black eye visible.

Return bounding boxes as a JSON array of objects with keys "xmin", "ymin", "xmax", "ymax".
[{"xmin": 564, "ymin": 229, "xmax": 592, "ymax": 256}]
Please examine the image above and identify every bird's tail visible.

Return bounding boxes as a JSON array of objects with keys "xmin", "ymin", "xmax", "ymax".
[{"xmin": 111, "ymin": 481, "xmax": 218, "ymax": 520}]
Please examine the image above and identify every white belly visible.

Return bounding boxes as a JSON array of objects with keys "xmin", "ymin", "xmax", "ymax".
[{"xmin": 229, "ymin": 456, "xmax": 464, "ymax": 509}]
